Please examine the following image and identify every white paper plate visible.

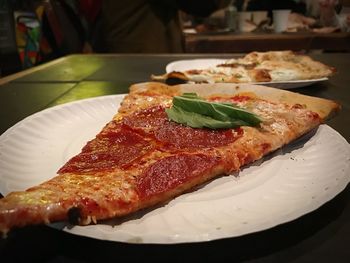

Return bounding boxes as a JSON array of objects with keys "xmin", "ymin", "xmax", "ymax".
[
  {"xmin": 166, "ymin": 59, "xmax": 227, "ymax": 73},
  {"xmin": 0, "ymin": 95, "xmax": 349, "ymax": 244},
  {"xmin": 166, "ymin": 59, "xmax": 328, "ymax": 89}
]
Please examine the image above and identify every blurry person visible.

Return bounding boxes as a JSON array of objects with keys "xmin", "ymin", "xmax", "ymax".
[
  {"xmin": 235, "ymin": 0, "xmax": 307, "ymax": 30},
  {"xmin": 305, "ymin": 0, "xmax": 350, "ymax": 31},
  {"xmin": 236, "ymin": 0, "xmax": 306, "ymax": 14},
  {"xmin": 101, "ymin": 0, "xmax": 230, "ymax": 53},
  {"xmin": 318, "ymin": 0, "xmax": 340, "ymax": 26}
]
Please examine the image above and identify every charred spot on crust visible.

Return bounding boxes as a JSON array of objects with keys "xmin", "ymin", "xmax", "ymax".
[
  {"xmin": 166, "ymin": 78, "xmax": 188, "ymax": 85},
  {"xmin": 68, "ymin": 207, "xmax": 82, "ymax": 225}
]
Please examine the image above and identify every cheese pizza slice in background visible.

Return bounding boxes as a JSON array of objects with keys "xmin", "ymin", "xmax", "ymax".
[{"xmin": 152, "ymin": 51, "xmax": 335, "ymax": 84}]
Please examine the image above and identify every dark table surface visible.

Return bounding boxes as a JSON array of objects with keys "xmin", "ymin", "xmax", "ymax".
[{"xmin": 0, "ymin": 53, "xmax": 349, "ymax": 263}]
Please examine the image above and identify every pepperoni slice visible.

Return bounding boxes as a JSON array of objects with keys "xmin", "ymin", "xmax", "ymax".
[
  {"xmin": 123, "ymin": 106, "xmax": 242, "ymax": 150},
  {"xmin": 122, "ymin": 106, "xmax": 168, "ymax": 132},
  {"xmin": 136, "ymin": 153, "xmax": 221, "ymax": 199},
  {"xmin": 59, "ymin": 105, "xmax": 242, "ymax": 174},
  {"xmin": 154, "ymin": 122, "xmax": 241, "ymax": 149},
  {"xmin": 58, "ymin": 124, "xmax": 153, "ymax": 174}
]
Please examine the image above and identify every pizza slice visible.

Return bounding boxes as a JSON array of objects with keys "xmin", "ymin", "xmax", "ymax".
[
  {"xmin": 0, "ymin": 82, "xmax": 340, "ymax": 234},
  {"xmin": 152, "ymin": 51, "xmax": 335, "ymax": 84}
]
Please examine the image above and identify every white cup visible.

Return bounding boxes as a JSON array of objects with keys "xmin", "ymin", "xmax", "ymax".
[
  {"xmin": 238, "ymin": 11, "xmax": 252, "ymax": 32},
  {"xmin": 273, "ymin": 9, "xmax": 291, "ymax": 32}
]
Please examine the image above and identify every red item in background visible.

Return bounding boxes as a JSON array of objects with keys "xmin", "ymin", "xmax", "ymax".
[{"xmin": 78, "ymin": 0, "xmax": 102, "ymax": 24}]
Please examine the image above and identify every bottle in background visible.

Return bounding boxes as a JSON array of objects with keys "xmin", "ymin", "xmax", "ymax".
[{"xmin": 225, "ymin": 0, "xmax": 238, "ymax": 31}]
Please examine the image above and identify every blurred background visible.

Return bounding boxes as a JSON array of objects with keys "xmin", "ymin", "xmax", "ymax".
[{"xmin": 1, "ymin": 0, "xmax": 349, "ymax": 77}]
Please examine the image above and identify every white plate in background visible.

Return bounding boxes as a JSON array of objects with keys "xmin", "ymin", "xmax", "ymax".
[
  {"xmin": 166, "ymin": 59, "xmax": 328, "ymax": 89},
  {"xmin": 166, "ymin": 59, "xmax": 227, "ymax": 73}
]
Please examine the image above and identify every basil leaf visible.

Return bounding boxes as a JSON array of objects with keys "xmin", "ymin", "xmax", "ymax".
[
  {"xmin": 166, "ymin": 93, "xmax": 262, "ymax": 129},
  {"xmin": 181, "ymin": 93, "xmax": 203, "ymax": 100},
  {"xmin": 165, "ymin": 106, "xmax": 249, "ymax": 129},
  {"xmin": 172, "ymin": 96, "xmax": 262, "ymax": 125}
]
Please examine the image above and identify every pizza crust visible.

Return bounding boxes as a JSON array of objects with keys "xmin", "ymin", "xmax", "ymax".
[{"xmin": 130, "ymin": 82, "xmax": 340, "ymax": 120}]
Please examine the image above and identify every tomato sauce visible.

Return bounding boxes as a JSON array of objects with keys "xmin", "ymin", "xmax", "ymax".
[
  {"xmin": 58, "ymin": 106, "xmax": 240, "ymax": 174},
  {"xmin": 58, "ymin": 125, "xmax": 153, "ymax": 174},
  {"xmin": 136, "ymin": 153, "xmax": 220, "ymax": 199}
]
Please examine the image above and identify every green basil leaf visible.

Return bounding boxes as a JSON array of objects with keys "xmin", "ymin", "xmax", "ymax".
[
  {"xmin": 173, "ymin": 96, "xmax": 262, "ymax": 125},
  {"xmin": 165, "ymin": 106, "xmax": 248, "ymax": 129},
  {"xmin": 180, "ymin": 93, "xmax": 203, "ymax": 100},
  {"xmin": 166, "ymin": 93, "xmax": 262, "ymax": 129}
]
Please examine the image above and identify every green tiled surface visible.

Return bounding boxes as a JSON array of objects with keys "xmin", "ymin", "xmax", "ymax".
[
  {"xmin": 12, "ymin": 54, "xmax": 230, "ymax": 83},
  {"xmin": 12, "ymin": 55, "xmax": 104, "ymax": 82},
  {"xmin": 0, "ymin": 82, "xmax": 76, "ymax": 134},
  {"xmin": 47, "ymin": 81, "xmax": 129, "ymax": 107}
]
